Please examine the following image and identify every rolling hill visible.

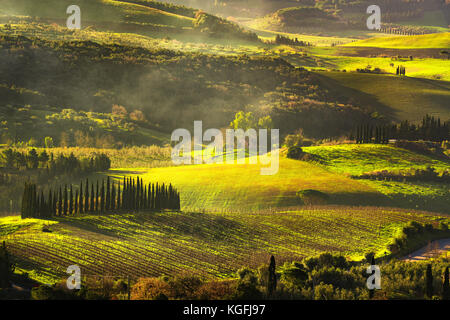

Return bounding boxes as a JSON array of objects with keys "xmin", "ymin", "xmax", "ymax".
[
  {"xmin": 315, "ymin": 71, "xmax": 450, "ymax": 123},
  {"xmin": 2, "ymin": 207, "xmax": 449, "ymax": 284},
  {"xmin": 109, "ymin": 144, "xmax": 450, "ymax": 213},
  {"xmin": 343, "ymin": 33, "xmax": 450, "ymax": 49}
]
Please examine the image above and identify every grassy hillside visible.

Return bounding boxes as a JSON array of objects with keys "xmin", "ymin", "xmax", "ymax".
[
  {"xmin": 308, "ymin": 55, "xmax": 450, "ymax": 81},
  {"xmin": 2, "ymin": 0, "xmax": 194, "ymax": 28},
  {"xmin": 2, "ymin": 208, "xmax": 448, "ymax": 283},
  {"xmin": 303, "ymin": 144, "xmax": 450, "ymax": 214},
  {"xmin": 316, "ymin": 71, "xmax": 450, "ymax": 123},
  {"xmin": 343, "ymin": 33, "xmax": 450, "ymax": 49},
  {"xmin": 108, "ymin": 144, "xmax": 449, "ymax": 212},
  {"xmin": 0, "ymin": 105, "xmax": 170, "ymax": 147},
  {"xmin": 111, "ymin": 157, "xmax": 379, "ymax": 211}
]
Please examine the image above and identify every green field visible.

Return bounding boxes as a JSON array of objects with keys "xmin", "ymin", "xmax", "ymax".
[
  {"xmin": 111, "ymin": 157, "xmax": 376, "ymax": 211},
  {"xmin": 315, "ymin": 72, "xmax": 450, "ymax": 122},
  {"xmin": 343, "ymin": 33, "xmax": 450, "ymax": 49},
  {"xmin": 2, "ymin": 207, "xmax": 448, "ymax": 284},
  {"xmin": 2, "ymin": 0, "xmax": 194, "ymax": 28},
  {"xmin": 306, "ymin": 54, "xmax": 450, "ymax": 81},
  {"xmin": 106, "ymin": 144, "xmax": 450, "ymax": 213}
]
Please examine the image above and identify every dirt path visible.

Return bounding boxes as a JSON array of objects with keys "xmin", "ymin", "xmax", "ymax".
[{"xmin": 402, "ymin": 239, "xmax": 450, "ymax": 262}]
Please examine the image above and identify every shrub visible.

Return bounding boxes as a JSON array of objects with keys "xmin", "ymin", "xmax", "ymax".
[
  {"xmin": 296, "ymin": 189, "xmax": 329, "ymax": 205},
  {"xmin": 131, "ymin": 277, "xmax": 171, "ymax": 300},
  {"xmin": 286, "ymin": 146, "xmax": 304, "ymax": 159},
  {"xmin": 196, "ymin": 280, "xmax": 236, "ymax": 300}
]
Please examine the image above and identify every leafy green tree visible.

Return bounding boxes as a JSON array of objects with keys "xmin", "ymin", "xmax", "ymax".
[
  {"xmin": 1, "ymin": 148, "xmax": 15, "ymax": 168},
  {"xmin": 230, "ymin": 111, "xmax": 257, "ymax": 131},
  {"xmin": 44, "ymin": 137, "xmax": 54, "ymax": 148},
  {"xmin": 38, "ymin": 150, "xmax": 49, "ymax": 166},
  {"xmin": 28, "ymin": 149, "xmax": 39, "ymax": 169}
]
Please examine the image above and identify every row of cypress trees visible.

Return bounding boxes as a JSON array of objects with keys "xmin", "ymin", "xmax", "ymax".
[
  {"xmin": 355, "ymin": 124, "xmax": 390, "ymax": 144},
  {"xmin": 21, "ymin": 177, "xmax": 181, "ymax": 219}
]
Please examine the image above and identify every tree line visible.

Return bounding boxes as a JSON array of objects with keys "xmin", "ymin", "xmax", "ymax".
[
  {"xmin": 21, "ymin": 177, "xmax": 181, "ymax": 218},
  {"xmin": 274, "ymin": 35, "xmax": 312, "ymax": 47},
  {"xmin": 353, "ymin": 115, "xmax": 449, "ymax": 144},
  {"xmin": 396, "ymin": 65, "xmax": 406, "ymax": 76},
  {"xmin": 1, "ymin": 148, "xmax": 110, "ymax": 176},
  {"xmin": 354, "ymin": 124, "xmax": 390, "ymax": 144}
]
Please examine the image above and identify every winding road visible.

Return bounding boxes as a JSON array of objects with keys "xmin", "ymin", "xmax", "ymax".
[{"xmin": 402, "ymin": 239, "xmax": 450, "ymax": 262}]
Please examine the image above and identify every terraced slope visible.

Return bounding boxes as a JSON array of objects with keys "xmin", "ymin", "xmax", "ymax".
[{"xmin": 2, "ymin": 208, "xmax": 448, "ymax": 283}]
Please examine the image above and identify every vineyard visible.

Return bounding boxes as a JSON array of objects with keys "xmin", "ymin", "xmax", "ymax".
[{"xmin": 1, "ymin": 207, "xmax": 449, "ymax": 284}]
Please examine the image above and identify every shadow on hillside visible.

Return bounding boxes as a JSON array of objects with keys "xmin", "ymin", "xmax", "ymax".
[
  {"xmin": 327, "ymin": 191, "xmax": 449, "ymax": 214},
  {"xmin": 53, "ymin": 217, "xmax": 121, "ymax": 239},
  {"xmin": 109, "ymin": 170, "xmax": 148, "ymax": 175},
  {"xmin": 312, "ymin": 72, "xmax": 398, "ymax": 122}
]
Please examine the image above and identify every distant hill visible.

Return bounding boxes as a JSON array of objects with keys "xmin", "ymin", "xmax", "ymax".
[
  {"xmin": 343, "ymin": 33, "xmax": 450, "ymax": 49},
  {"xmin": 252, "ymin": 6, "xmax": 349, "ymax": 32},
  {"xmin": 2, "ymin": 0, "xmax": 258, "ymax": 41},
  {"xmin": 316, "ymin": 71, "xmax": 450, "ymax": 123}
]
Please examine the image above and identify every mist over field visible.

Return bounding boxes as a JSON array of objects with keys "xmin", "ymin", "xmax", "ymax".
[{"xmin": 0, "ymin": 0, "xmax": 449, "ymax": 303}]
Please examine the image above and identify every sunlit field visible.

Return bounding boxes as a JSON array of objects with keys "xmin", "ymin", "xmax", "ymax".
[{"xmin": 2, "ymin": 207, "xmax": 448, "ymax": 284}]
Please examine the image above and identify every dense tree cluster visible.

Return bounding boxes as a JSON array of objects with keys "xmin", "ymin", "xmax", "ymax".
[
  {"xmin": 21, "ymin": 177, "xmax": 180, "ymax": 219},
  {"xmin": 391, "ymin": 115, "xmax": 449, "ymax": 142},
  {"xmin": 355, "ymin": 124, "xmax": 390, "ymax": 144},
  {"xmin": 274, "ymin": 35, "xmax": 312, "ymax": 47},
  {"xmin": 1, "ymin": 148, "xmax": 110, "ymax": 176},
  {"xmin": 353, "ymin": 115, "xmax": 449, "ymax": 144},
  {"xmin": 396, "ymin": 65, "xmax": 406, "ymax": 76}
]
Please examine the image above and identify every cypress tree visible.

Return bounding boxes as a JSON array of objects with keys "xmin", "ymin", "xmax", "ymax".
[
  {"xmin": 143, "ymin": 185, "xmax": 147, "ymax": 210},
  {"xmin": 74, "ymin": 190, "xmax": 78, "ymax": 215},
  {"xmin": 148, "ymin": 183, "xmax": 152, "ymax": 210},
  {"xmin": 69, "ymin": 185, "xmax": 73, "ymax": 215},
  {"xmin": 40, "ymin": 190, "xmax": 45, "ymax": 218},
  {"xmin": 369, "ymin": 255, "xmax": 376, "ymax": 299},
  {"xmin": 21, "ymin": 183, "xmax": 28, "ymax": 219},
  {"xmin": 90, "ymin": 183, "xmax": 95, "ymax": 212},
  {"xmin": 52, "ymin": 189, "xmax": 57, "ymax": 216},
  {"xmin": 140, "ymin": 179, "xmax": 144, "ymax": 210},
  {"xmin": 35, "ymin": 189, "xmax": 40, "ymax": 218},
  {"xmin": 268, "ymin": 255, "xmax": 277, "ymax": 297},
  {"xmin": 31, "ymin": 184, "xmax": 37, "ymax": 218},
  {"xmin": 117, "ymin": 183, "xmax": 121, "ymax": 210},
  {"xmin": 426, "ymin": 264, "xmax": 433, "ymax": 299},
  {"xmin": 58, "ymin": 186, "xmax": 62, "ymax": 216},
  {"xmin": 443, "ymin": 267, "xmax": 449, "ymax": 300},
  {"xmin": 48, "ymin": 189, "xmax": 53, "ymax": 217},
  {"xmin": 136, "ymin": 177, "xmax": 140, "ymax": 211},
  {"xmin": 100, "ymin": 179, "xmax": 105, "ymax": 213},
  {"xmin": 95, "ymin": 181, "xmax": 99, "ymax": 213},
  {"xmin": 79, "ymin": 181, "xmax": 83, "ymax": 214},
  {"xmin": 106, "ymin": 176, "xmax": 110, "ymax": 211},
  {"xmin": 111, "ymin": 181, "xmax": 116, "ymax": 210},
  {"xmin": 85, "ymin": 178, "xmax": 90, "ymax": 212},
  {"xmin": 155, "ymin": 183, "xmax": 160, "ymax": 211},
  {"xmin": 63, "ymin": 185, "xmax": 68, "ymax": 216}
]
